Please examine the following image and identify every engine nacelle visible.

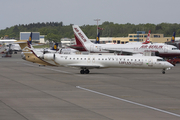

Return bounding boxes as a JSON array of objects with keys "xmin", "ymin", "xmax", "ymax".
[{"xmin": 43, "ymin": 53, "xmax": 55, "ymax": 61}]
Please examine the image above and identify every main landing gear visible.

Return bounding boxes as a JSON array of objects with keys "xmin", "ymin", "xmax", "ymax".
[
  {"xmin": 162, "ymin": 68, "xmax": 165, "ymax": 74},
  {"xmin": 80, "ymin": 69, "xmax": 90, "ymax": 74}
]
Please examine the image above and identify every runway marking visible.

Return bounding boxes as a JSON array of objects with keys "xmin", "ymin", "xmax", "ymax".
[
  {"xmin": 76, "ymin": 86, "xmax": 180, "ymax": 118},
  {"xmin": 22, "ymin": 63, "xmax": 71, "ymax": 74}
]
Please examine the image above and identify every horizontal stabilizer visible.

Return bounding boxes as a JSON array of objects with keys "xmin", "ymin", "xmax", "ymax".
[{"xmin": 15, "ymin": 40, "xmax": 27, "ymax": 44}]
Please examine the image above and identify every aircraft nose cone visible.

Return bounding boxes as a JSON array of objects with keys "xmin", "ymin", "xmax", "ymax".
[{"xmin": 168, "ymin": 62, "xmax": 174, "ymax": 68}]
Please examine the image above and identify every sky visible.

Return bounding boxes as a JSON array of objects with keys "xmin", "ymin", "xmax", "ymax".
[{"xmin": 1, "ymin": 0, "xmax": 180, "ymax": 30}]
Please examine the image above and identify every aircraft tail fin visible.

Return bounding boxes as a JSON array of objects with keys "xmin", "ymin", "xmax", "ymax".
[
  {"xmin": 73, "ymin": 25, "xmax": 93, "ymax": 45},
  {"xmin": 51, "ymin": 43, "xmax": 58, "ymax": 51},
  {"xmin": 171, "ymin": 32, "xmax": 175, "ymax": 42},
  {"xmin": 142, "ymin": 30, "xmax": 151, "ymax": 44},
  {"xmin": 15, "ymin": 40, "xmax": 55, "ymax": 66},
  {"xmin": 28, "ymin": 32, "xmax": 33, "ymax": 44},
  {"xmin": 72, "ymin": 25, "xmax": 93, "ymax": 51},
  {"xmin": 95, "ymin": 32, "xmax": 100, "ymax": 44}
]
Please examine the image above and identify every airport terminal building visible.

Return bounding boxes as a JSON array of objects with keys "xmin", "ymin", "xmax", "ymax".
[
  {"xmin": 80, "ymin": 31, "xmax": 173, "ymax": 44},
  {"xmin": 112, "ymin": 31, "xmax": 172, "ymax": 44}
]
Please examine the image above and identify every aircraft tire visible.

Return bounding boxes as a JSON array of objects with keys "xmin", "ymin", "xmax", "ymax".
[
  {"xmin": 80, "ymin": 70, "xmax": 84, "ymax": 74},
  {"xmin": 85, "ymin": 69, "xmax": 89, "ymax": 74}
]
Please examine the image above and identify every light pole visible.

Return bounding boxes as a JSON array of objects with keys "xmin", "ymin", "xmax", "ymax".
[{"xmin": 94, "ymin": 19, "xmax": 100, "ymax": 35}]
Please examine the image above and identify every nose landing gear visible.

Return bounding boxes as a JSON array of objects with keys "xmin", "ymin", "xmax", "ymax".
[{"xmin": 80, "ymin": 69, "xmax": 90, "ymax": 74}]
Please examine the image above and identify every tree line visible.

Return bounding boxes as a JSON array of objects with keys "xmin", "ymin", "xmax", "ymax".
[{"xmin": 0, "ymin": 21, "xmax": 180, "ymax": 42}]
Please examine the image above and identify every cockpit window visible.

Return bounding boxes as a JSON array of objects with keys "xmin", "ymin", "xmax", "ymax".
[
  {"xmin": 157, "ymin": 59, "xmax": 165, "ymax": 61},
  {"xmin": 172, "ymin": 48, "xmax": 179, "ymax": 50}
]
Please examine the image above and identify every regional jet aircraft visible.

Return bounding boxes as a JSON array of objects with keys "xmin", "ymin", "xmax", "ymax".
[
  {"xmin": 16, "ymin": 40, "xmax": 173, "ymax": 74},
  {"xmin": 71, "ymin": 25, "xmax": 180, "ymax": 57}
]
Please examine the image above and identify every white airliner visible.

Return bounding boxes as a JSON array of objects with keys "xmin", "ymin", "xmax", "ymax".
[
  {"xmin": 15, "ymin": 40, "xmax": 173, "ymax": 74},
  {"xmin": 71, "ymin": 25, "xmax": 180, "ymax": 58},
  {"xmin": 42, "ymin": 52, "xmax": 173, "ymax": 74}
]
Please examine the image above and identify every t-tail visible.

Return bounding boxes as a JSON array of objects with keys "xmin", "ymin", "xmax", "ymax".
[
  {"xmin": 15, "ymin": 40, "xmax": 55, "ymax": 66},
  {"xmin": 95, "ymin": 32, "xmax": 100, "ymax": 44},
  {"xmin": 72, "ymin": 25, "xmax": 93, "ymax": 51},
  {"xmin": 142, "ymin": 30, "xmax": 151, "ymax": 44},
  {"xmin": 171, "ymin": 32, "xmax": 175, "ymax": 43},
  {"xmin": 28, "ymin": 32, "xmax": 33, "ymax": 44}
]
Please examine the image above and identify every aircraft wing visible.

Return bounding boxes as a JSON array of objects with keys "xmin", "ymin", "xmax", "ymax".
[
  {"xmin": 103, "ymin": 48, "xmax": 134, "ymax": 55},
  {"xmin": 66, "ymin": 64, "xmax": 101, "ymax": 69}
]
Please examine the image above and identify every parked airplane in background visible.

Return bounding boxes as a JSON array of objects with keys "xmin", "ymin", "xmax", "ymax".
[
  {"xmin": 0, "ymin": 39, "xmax": 17, "ymax": 44},
  {"xmin": 15, "ymin": 40, "xmax": 57, "ymax": 66},
  {"xmin": 71, "ymin": 25, "xmax": 180, "ymax": 57},
  {"xmin": 28, "ymin": 32, "xmax": 59, "ymax": 53},
  {"xmin": 16, "ymin": 40, "xmax": 174, "ymax": 74}
]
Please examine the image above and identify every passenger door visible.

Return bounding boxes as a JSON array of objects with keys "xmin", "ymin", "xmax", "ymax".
[{"xmin": 148, "ymin": 58, "xmax": 153, "ymax": 66}]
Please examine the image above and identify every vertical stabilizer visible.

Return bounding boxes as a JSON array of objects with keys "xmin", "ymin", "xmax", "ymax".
[
  {"xmin": 142, "ymin": 30, "xmax": 151, "ymax": 44},
  {"xmin": 73, "ymin": 25, "xmax": 93, "ymax": 45},
  {"xmin": 95, "ymin": 32, "xmax": 100, "ymax": 44},
  {"xmin": 51, "ymin": 43, "xmax": 58, "ymax": 51},
  {"xmin": 15, "ymin": 40, "xmax": 55, "ymax": 66},
  {"xmin": 171, "ymin": 32, "xmax": 176, "ymax": 43},
  {"xmin": 28, "ymin": 32, "xmax": 33, "ymax": 44}
]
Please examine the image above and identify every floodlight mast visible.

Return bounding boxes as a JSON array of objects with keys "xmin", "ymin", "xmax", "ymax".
[{"xmin": 94, "ymin": 19, "xmax": 100, "ymax": 35}]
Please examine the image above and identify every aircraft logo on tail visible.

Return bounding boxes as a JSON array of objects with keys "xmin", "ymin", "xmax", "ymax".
[
  {"xmin": 51, "ymin": 43, "xmax": 58, "ymax": 51},
  {"xmin": 28, "ymin": 32, "xmax": 33, "ymax": 44},
  {"xmin": 171, "ymin": 32, "xmax": 175, "ymax": 42},
  {"xmin": 95, "ymin": 32, "xmax": 100, "ymax": 44},
  {"xmin": 142, "ymin": 30, "xmax": 151, "ymax": 44},
  {"xmin": 71, "ymin": 25, "xmax": 93, "ymax": 51}
]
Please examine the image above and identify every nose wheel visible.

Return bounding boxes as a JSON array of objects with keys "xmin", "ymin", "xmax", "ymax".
[
  {"xmin": 162, "ymin": 69, "xmax": 165, "ymax": 74},
  {"xmin": 80, "ymin": 69, "xmax": 90, "ymax": 74}
]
